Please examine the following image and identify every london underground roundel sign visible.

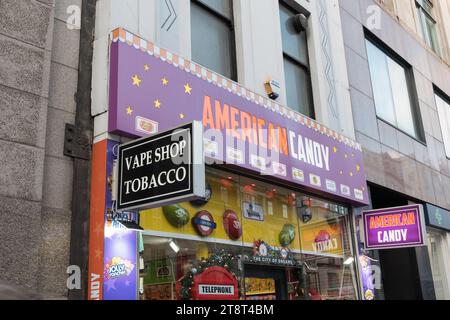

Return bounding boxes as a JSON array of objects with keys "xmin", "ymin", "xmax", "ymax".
[{"xmin": 192, "ymin": 211, "xmax": 216, "ymax": 237}]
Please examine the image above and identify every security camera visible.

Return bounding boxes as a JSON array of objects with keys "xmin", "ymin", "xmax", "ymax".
[
  {"xmin": 293, "ymin": 13, "xmax": 309, "ymax": 33},
  {"xmin": 264, "ymin": 79, "xmax": 281, "ymax": 100}
]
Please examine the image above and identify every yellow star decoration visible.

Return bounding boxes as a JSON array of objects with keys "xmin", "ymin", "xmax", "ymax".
[
  {"xmin": 154, "ymin": 99, "xmax": 161, "ymax": 109},
  {"xmin": 126, "ymin": 106, "xmax": 133, "ymax": 115},
  {"xmin": 349, "ymin": 172, "xmax": 354, "ymax": 177},
  {"xmin": 132, "ymin": 75, "xmax": 142, "ymax": 87},
  {"xmin": 162, "ymin": 77, "xmax": 169, "ymax": 86},
  {"xmin": 356, "ymin": 165, "xmax": 361, "ymax": 172},
  {"xmin": 184, "ymin": 83, "xmax": 192, "ymax": 94},
  {"xmin": 333, "ymin": 147, "xmax": 338, "ymax": 153},
  {"xmin": 144, "ymin": 64, "xmax": 150, "ymax": 72},
  {"xmin": 179, "ymin": 113, "xmax": 185, "ymax": 119}
]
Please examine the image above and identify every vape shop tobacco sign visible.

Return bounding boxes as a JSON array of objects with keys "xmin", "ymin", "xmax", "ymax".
[{"xmin": 117, "ymin": 121, "xmax": 205, "ymax": 211}]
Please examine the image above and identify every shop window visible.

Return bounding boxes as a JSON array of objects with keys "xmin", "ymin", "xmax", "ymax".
[
  {"xmin": 191, "ymin": 0, "xmax": 237, "ymax": 81},
  {"xmin": 365, "ymin": 37, "xmax": 422, "ymax": 140},
  {"xmin": 434, "ymin": 91, "xmax": 450, "ymax": 158},
  {"xmin": 416, "ymin": 0, "xmax": 441, "ymax": 56},
  {"xmin": 427, "ymin": 230, "xmax": 450, "ymax": 300},
  {"xmin": 279, "ymin": 2, "xmax": 314, "ymax": 118},
  {"xmin": 138, "ymin": 167, "xmax": 360, "ymax": 300}
]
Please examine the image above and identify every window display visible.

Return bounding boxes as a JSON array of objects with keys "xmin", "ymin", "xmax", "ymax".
[{"xmin": 138, "ymin": 167, "xmax": 360, "ymax": 300}]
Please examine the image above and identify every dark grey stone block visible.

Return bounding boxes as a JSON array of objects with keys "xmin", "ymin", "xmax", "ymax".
[
  {"xmin": 396, "ymin": 130, "xmax": 415, "ymax": 159},
  {"xmin": 416, "ymin": 162, "xmax": 437, "ymax": 204},
  {"xmin": 413, "ymin": 140, "xmax": 431, "ymax": 167},
  {"xmin": 408, "ymin": 43, "xmax": 431, "ymax": 80},
  {"xmin": 48, "ymin": 62, "xmax": 78, "ymax": 113},
  {"xmin": 0, "ymin": 84, "xmax": 47, "ymax": 148},
  {"xmin": 355, "ymin": 131, "xmax": 386, "ymax": 187},
  {"xmin": 341, "ymin": 9, "xmax": 366, "ymax": 59},
  {"xmin": 51, "ymin": 19, "xmax": 80, "ymax": 69},
  {"xmin": 428, "ymin": 51, "xmax": 450, "ymax": 96},
  {"xmin": 339, "ymin": 0, "xmax": 361, "ymax": 22},
  {"xmin": 446, "ymin": 176, "xmax": 450, "ymax": 209},
  {"xmin": 381, "ymin": 145, "xmax": 404, "ymax": 192},
  {"xmin": 345, "ymin": 46, "xmax": 374, "ymax": 98},
  {"xmin": 0, "ymin": 140, "xmax": 45, "ymax": 201},
  {"xmin": 349, "ymin": 87, "xmax": 379, "ymax": 140},
  {"xmin": 0, "ymin": 196, "xmax": 41, "ymax": 292},
  {"xmin": 38, "ymin": 206, "xmax": 71, "ymax": 299},
  {"xmin": 431, "ymin": 170, "xmax": 448, "ymax": 210},
  {"xmin": 0, "ymin": 0, "xmax": 53, "ymax": 49},
  {"xmin": 0, "ymin": 34, "xmax": 51, "ymax": 97},
  {"xmin": 42, "ymin": 156, "xmax": 73, "ymax": 210},
  {"xmin": 378, "ymin": 120, "xmax": 399, "ymax": 151},
  {"xmin": 413, "ymin": 69, "xmax": 435, "ymax": 111}
]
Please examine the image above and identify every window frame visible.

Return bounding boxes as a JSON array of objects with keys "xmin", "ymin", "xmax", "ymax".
[
  {"xmin": 415, "ymin": 0, "xmax": 441, "ymax": 55},
  {"xmin": 364, "ymin": 30, "xmax": 425, "ymax": 143},
  {"xmin": 191, "ymin": 0, "xmax": 238, "ymax": 81},
  {"xmin": 433, "ymin": 86, "xmax": 450, "ymax": 160},
  {"xmin": 279, "ymin": 0, "xmax": 315, "ymax": 119}
]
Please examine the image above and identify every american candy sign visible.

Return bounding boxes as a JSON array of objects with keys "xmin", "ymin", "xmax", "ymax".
[
  {"xmin": 362, "ymin": 204, "xmax": 427, "ymax": 250},
  {"xmin": 108, "ymin": 28, "xmax": 369, "ymax": 206}
]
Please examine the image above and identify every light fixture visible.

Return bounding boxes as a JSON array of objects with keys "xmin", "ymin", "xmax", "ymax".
[
  {"xmin": 344, "ymin": 257, "xmax": 355, "ymax": 265},
  {"xmin": 169, "ymin": 240, "xmax": 180, "ymax": 253}
]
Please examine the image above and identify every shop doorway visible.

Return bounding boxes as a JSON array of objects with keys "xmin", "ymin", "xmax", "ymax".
[
  {"xmin": 369, "ymin": 184, "xmax": 432, "ymax": 300},
  {"xmin": 243, "ymin": 265, "xmax": 288, "ymax": 300}
]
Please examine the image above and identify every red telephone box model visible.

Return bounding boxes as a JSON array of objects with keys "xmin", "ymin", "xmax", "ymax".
[{"xmin": 177, "ymin": 266, "xmax": 239, "ymax": 300}]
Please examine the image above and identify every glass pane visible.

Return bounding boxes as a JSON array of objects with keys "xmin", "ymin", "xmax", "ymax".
[
  {"xmin": 366, "ymin": 40, "xmax": 397, "ymax": 125},
  {"xmin": 283, "ymin": 57, "xmax": 313, "ymax": 117},
  {"xmin": 435, "ymin": 94, "xmax": 450, "ymax": 158},
  {"xmin": 191, "ymin": 2, "xmax": 234, "ymax": 79},
  {"xmin": 387, "ymin": 57, "xmax": 416, "ymax": 137},
  {"xmin": 196, "ymin": 0, "xmax": 232, "ymax": 19},
  {"xmin": 139, "ymin": 167, "xmax": 359, "ymax": 300},
  {"xmin": 279, "ymin": 4, "xmax": 308, "ymax": 66},
  {"xmin": 426, "ymin": 18, "xmax": 440, "ymax": 55},
  {"xmin": 427, "ymin": 231, "xmax": 450, "ymax": 300},
  {"xmin": 298, "ymin": 197, "xmax": 358, "ymax": 300}
]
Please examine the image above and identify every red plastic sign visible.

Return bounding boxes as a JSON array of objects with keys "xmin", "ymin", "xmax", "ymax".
[{"xmin": 192, "ymin": 267, "xmax": 238, "ymax": 300}]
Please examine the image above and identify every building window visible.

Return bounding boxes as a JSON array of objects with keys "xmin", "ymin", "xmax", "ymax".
[
  {"xmin": 139, "ymin": 167, "xmax": 360, "ymax": 300},
  {"xmin": 434, "ymin": 92, "xmax": 450, "ymax": 158},
  {"xmin": 191, "ymin": 0, "xmax": 237, "ymax": 81},
  {"xmin": 427, "ymin": 230, "xmax": 450, "ymax": 300},
  {"xmin": 279, "ymin": 2, "xmax": 314, "ymax": 118},
  {"xmin": 365, "ymin": 38, "xmax": 421, "ymax": 139},
  {"xmin": 416, "ymin": 0, "xmax": 441, "ymax": 55}
]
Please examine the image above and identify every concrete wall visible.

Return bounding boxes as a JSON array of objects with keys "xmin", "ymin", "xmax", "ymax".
[
  {"xmin": 340, "ymin": 0, "xmax": 450, "ymax": 210},
  {"xmin": 0, "ymin": 0, "xmax": 81, "ymax": 299},
  {"xmin": 92, "ymin": 0, "xmax": 357, "ymax": 144}
]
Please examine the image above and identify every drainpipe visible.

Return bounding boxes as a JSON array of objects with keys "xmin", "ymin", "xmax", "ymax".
[{"xmin": 65, "ymin": 0, "xmax": 96, "ymax": 300}]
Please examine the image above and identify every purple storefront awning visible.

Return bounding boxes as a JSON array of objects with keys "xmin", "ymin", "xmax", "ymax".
[{"xmin": 107, "ymin": 28, "xmax": 369, "ymax": 206}]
